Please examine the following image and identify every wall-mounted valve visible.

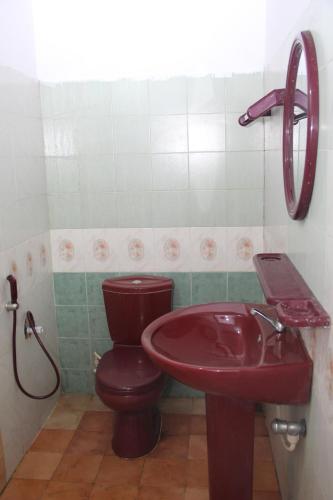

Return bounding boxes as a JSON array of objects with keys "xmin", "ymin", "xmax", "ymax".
[{"xmin": 271, "ymin": 418, "xmax": 306, "ymax": 452}]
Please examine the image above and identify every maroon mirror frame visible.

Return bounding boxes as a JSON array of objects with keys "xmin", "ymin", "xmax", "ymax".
[{"xmin": 283, "ymin": 31, "xmax": 319, "ymax": 220}]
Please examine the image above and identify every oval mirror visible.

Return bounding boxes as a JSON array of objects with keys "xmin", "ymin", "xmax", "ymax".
[{"xmin": 283, "ymin": 31, "xmax": 319, "ymax": 220}]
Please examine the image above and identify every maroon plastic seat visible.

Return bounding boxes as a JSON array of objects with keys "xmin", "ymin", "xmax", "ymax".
[{"xmin": 96, "ymin": 346, "xmax": 163, "ymax": 395}]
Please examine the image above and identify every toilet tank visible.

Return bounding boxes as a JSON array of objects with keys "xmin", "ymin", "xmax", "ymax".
[{"xmin": 102, "ymin": 275, "xmax": 173, "ymax": 345}]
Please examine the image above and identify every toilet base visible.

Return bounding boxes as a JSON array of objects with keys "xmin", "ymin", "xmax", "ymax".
[{"xmin": 112, "ymin": 406, "xmax": 162, "ymax": 458}]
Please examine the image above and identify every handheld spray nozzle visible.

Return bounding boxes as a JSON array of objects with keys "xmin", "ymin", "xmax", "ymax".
[{"xmin": 5, "ymin": 275, "xmax": 19, "ymax": 311}]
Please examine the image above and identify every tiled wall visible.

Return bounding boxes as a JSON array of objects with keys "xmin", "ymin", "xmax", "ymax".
[
  {"xmin": 264, "ymin": 2, "xmax": 333, "ymax": 499},
  {"xmin": 42, "ymin": 74, "xmax": 266, "ymax": 395},
  {"xmin": 54, "ymin": 271, "xmax": 263, "ymax": 394},
  {"xmin": 0, "ymin": 0, "xmax": 59, "ymax": 483},
  {"xmin": 41, "ymin": 75, "xmax": 264, "ymax": 230}
]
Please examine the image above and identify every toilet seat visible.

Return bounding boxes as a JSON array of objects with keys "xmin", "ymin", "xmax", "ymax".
[{"xmin": 96, "ymin": 345, "xmax": 163, "ymax": 395}]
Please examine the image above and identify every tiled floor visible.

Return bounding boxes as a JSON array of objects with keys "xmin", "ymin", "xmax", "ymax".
[{"xmin": 1, "ymin": 395, "xmax": 281, "ymax": 500}]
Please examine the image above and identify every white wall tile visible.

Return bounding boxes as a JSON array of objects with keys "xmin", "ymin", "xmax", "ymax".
[
  {"xmin": 152, "ymin": 153, "xmax": 188, "ymax": 190},
  {"xmin": 151, "ymin": 115, "xmax": 188, "ymax": 153},
  {"xmin": 149, "ymin": 78, "xmax": 187, "ymax": 115},
  {"xmin": 111, "ymin": 80, "xmax": 148, "ymax": 115},
  {"xmin": 187, "ymin": 76, "xmax": 225, "ymax": 114},
  {"xmin": 188, "ymin": 114, "xmax": 225, "ymax": 152},
  {"xmin": 226, "ymin": 113, "xmax": 264, "ymax": 151}
]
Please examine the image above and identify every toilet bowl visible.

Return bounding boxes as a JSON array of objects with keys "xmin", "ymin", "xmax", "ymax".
[{"xmin": 95, "ymin": 275, "xmax": 173, "ymax": 458}]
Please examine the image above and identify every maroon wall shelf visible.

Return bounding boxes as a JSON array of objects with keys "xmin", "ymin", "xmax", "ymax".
[{"xmin": 254, "ymin": 253, "xmax": 330, "ymax": 328}]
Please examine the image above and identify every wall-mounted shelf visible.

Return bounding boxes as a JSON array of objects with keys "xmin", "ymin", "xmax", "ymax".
[{"xmin": 253, "ymin": 253, "xmax": 330, "ymax": 328}]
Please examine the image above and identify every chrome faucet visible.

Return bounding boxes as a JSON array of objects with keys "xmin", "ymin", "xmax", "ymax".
[{"xmin": 250, "ymin": 308, "xmax": 285, "ymax": 333}]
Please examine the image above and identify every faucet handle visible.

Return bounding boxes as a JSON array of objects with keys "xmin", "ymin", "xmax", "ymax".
[{"xmin": 250, "ymin": 307, "xmax": 285, "ymax": 333}]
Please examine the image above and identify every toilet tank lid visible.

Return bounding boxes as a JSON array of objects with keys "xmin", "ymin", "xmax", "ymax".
[{"xmin": 102, "ymin": 275, "xmax": 174, "ymax": 294}]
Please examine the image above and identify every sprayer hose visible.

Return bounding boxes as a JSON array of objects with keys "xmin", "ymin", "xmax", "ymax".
[{"xmin": 12, "ymin": 310, "xmax": 60, "ymax": 399}]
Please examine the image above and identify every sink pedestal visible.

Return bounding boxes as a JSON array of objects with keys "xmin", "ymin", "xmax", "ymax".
[{"xmin": 206, "ymin": 394, "xmax": 255, "ymax": 500}]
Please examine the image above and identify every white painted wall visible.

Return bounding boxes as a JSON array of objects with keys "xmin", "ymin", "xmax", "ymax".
[{"xmin": 32, "ymin": 0, "xmax": 265, "ymax": 81}]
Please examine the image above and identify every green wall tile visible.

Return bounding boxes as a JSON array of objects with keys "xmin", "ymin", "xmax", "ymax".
[
  {"xmin": 228, "ymin": 272, "xmax": 263, "ymax": 303},
  {"xmin": 56, "ymin": 306, "xmax": 89, "ymax": 338},
  {"xmin": 61, "ymin": 369, "xmax": 93, "ymax": 393},
  {"xmin": 91, "ymin": 338, "xmax": 113, "ymax": 357},
  {"xmin": 192, "ymin": 272, "xmax": 227, "ymax": 304},
  {"xmin": 86, "ymin": 272, "xmax": 118, "ymax": 305},
  {"xmin": 88, "ymin": 306, "xmax": 110, "ymax": 338},
  {"xmin": 59, "ymin": 338, "xmax": 91, "ymax": 369},
  {"xmin": 158, "ymin": 272, "xmax": 191, "ymax": 307},
  {"xmin": 163, "ymin": 378, "xmax": 204, "ymax": 398},
  {"xmin": 54, "ymin": 273, "xmax": 87, "ymax": 305}
]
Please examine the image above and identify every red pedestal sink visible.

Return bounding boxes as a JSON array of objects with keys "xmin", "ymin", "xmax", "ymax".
[{"xmin": 142, "ymin": 302, "xmax": 313, "ymax": 500}]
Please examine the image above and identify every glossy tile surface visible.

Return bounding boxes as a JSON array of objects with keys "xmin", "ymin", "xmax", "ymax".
[{"xmin": 1, "ymin": 395, "xmax": 281, "ymax": 499}]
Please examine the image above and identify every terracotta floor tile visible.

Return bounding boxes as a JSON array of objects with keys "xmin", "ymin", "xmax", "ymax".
[
  {"xmin": 191, "ymin": 400, "xmax": 205, "ymax": 416},
  {"xmin": 138, "ymin": 485, "xmax": 185, "ymax": 500},
  {"xmin": 105, "ymin": 440, "xmax": 116, "ymax": 456},
  {"xmin": 255, "ymin": 415, "xmax": 268, "ymax": 436},
  {"xmin": 96, "ymin": 456, "xmax": 144, "ymax": 485},
  {"xmin": 78, "ymin": 411, "xmax": 113, "ymax": 433},
  {"xmin": 190, "ymin": 416, "xmax": 206, "ymax": 435},
  {"xmin": 254, "ymin": 492, "xmax": 281, "ymax": 500},
  {"xmin": 41, "ymin": 480, "xmax": 92, "ymax": 499},
  {"xmin": 87, "ymin": 396, "xmax": 112, "ymax": 412},
  {"xmin": 52, "ymin": 454, "xmax": 103, "ymax": 483},
  {"xmin": 159, "ymin": 398, "xmax": 193, "ymax": 414},
  {"xmin": 14, "ymin": 452, "xmax": 63, "ymax": 480},
  {"xmin": 254, "ymin": 437, "xmax": 273, "ymax": 462},
  {"xmin": 1, "ymin": 478, "xmax": 48, "ymax": 499},
  {"xmin": 253, "ymin": 462, "xmax": 279, "ymax": 491},
  {"xmin": 184, "ymin": 487, "xmax": 209, "ymax": 500},
  {"xmin": 31, "ymin": 430, "xmax": 74, "ymax": 453},
  {"xmin": 57, "ymin": 394, "xmax": 92, "ymax": 412},
  {"xmin": 66, "ymin": 431, "xmax": 109, "ymax": 455},
  {"xmin": 188, "ymin": 436, "xmax": 207, "ymax": 460},
  {"xmin": 162, "ymin": 414, "xmax": 191, "ymax": 435},
  {"xmin": 90, "ymin": 484, "xmax": 138, "ymax": 500},
  {"xmin": 186, "ymin": 460, "xmax": 209, "ymax": 488},
  {"xmin": 44, "ymin": 407, "xmax": 83, "ymax": 430},
  {"xmin": 150, "ymin": 435, "xmax": 189, "ymax": 459},
  {"xmin": 141, "ymin": 458, "xmax": 187, "ymax": 488}
]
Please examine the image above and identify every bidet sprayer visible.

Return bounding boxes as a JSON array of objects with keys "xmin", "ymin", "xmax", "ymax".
[{"xmin": 5, "ymin": 275, "xmax": 19, "ymax": 311}]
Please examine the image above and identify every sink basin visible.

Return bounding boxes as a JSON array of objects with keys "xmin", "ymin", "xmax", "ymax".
[
  {"xmin": 142, "ymin": 302, "xmax": 312, "ymax": 404},
  {"xmin": 142, "ymin": 302, "xmax": 313, "ymax": 500}
]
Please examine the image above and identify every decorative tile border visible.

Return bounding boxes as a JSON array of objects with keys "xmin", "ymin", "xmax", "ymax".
[{"xmin": 51, "ymin": 226, "xmax": 263, "ymax": 273}]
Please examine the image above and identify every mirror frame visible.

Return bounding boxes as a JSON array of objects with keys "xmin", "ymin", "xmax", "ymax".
[{"xmin": 283, "ymin": 30, "xmax": 319, "ymax": 220}]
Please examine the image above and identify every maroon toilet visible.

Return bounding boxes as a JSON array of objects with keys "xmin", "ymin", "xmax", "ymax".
[{"xmin": 95, "ymin": 275, "xmax": 173, "ymax": 458}]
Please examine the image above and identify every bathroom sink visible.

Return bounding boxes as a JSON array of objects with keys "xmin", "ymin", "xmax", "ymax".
[
  {"xmin": 142, "ymin": 302, "xmax": 313, "ymax": 500},
  {"xmin": 142, "ymin": 302, "xmax": 312, "ymax": 404}
]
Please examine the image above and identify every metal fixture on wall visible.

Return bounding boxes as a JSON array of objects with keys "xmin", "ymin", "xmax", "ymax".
[
  {"xmin": 271, "ymin": 418, "xmax": 307, "ymax": 452},
  {"xmin": 5, "ymin": 275, "xmax": 60, "ymax": 400}
]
